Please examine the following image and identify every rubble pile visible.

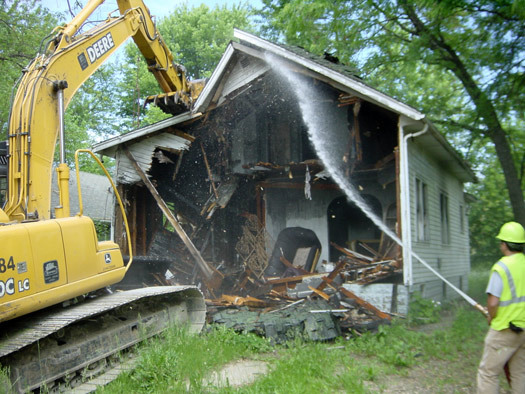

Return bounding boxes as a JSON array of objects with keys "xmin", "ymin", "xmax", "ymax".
[{"xmin": 201, "ymin": 241, "xmax": 401, "ymax": 341}]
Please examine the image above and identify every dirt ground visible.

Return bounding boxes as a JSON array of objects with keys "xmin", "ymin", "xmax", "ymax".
[
  {"xmin": 369, "ymin": 357, "xmax": 512, "ymax": 394},
  {"xmin": 203, "ymin": 359, "xmax": 269, "ymax": 388},
  {"xmin": 368, "ymin": 358, "xmax": 480, "ymax": 393}
]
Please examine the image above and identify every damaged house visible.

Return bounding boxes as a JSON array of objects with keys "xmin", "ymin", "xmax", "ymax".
[{"xmin": 92, "ymin": 30, "xmax": 475, "ymax": 327}]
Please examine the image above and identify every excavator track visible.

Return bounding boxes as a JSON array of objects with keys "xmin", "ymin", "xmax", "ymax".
[{"xmin": 0, "ymin": 286, "xmax": 206, "ymax": 393}]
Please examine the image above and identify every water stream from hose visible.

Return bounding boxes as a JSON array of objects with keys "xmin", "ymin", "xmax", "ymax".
[{"xmin": 266, "ymin": 54, "xmax": 482, "ymax": 309}]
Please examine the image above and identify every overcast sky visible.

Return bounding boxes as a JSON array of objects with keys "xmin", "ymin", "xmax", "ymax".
[{"xmin": 40, "ymin": 0, "xmax": 263, "ymax": 21}]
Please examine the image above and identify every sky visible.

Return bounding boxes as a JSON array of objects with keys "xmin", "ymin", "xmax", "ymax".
[
  {"xmin": 40, "ymin": 0, "xmax": 264, "ymax": 21},
  {"xmin": 38, "ymin": 0, "xmax": 264, "ymax": 65}
]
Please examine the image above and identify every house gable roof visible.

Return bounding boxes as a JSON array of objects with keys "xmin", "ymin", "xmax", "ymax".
[
  {"xmin": 195, "ymin": 29, "xmax": 425, "ymax": 121},
  {"xmin": 94, "ymin": 29, "xmax": 475, "ymax": 183},
  {"xmin": 194, "ymin": 29, "xmax": 474, "ymax": 183}
]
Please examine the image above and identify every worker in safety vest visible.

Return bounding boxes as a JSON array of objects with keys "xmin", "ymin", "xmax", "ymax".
[{"xmin": 477, "ymin": 221, "xmax": 525, "ymax": 393}]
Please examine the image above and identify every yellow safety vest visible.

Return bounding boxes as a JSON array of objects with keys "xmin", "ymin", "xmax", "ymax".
[{"xmin": 490, "ymin": 253, "xmax": 525, "ymax": 331}]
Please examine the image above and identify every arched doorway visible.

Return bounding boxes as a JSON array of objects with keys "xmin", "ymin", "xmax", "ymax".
[
  {"xmin": 327, "ymin": 195, "xmax": 382, "ymax": 261},
  {"xmin": 266, "ymin": 227, "xmax": 322, "ymax": 276}
]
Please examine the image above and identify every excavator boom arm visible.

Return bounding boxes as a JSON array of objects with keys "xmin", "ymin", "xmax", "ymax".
[{"xmin": 3, "ymin": 0, "xmax": 197, "ymax": 221}]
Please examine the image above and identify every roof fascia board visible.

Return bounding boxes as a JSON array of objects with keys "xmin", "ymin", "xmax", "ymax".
[
  {"xmin": 92, "ymin": 111, "xmax": 200, "ymax": 156},
  {"xmin": 234, "ymin": 29, "xmax": 424, "ymax": 121},
  {"xmin": 194, "ymin": 43, "xmax": 236, "ymax": 113}
]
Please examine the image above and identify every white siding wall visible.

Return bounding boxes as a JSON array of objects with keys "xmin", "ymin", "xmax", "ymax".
[
  {"xmin": 265, "ymin": 188, "xmax": 341, "ymax": 263},
  {"xmin": 407, "ymin": 140, "xmax": 470, "ymax": 300},
  {"xmin": 220, "ymin": 55, "xmax": 269, "ymax": 101}
]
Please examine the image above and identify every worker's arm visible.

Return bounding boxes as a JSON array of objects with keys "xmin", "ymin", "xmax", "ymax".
[
  {"xmin": 485, "ymin": 270, "xmax": 503, "ymax": 325},
  {"xmin": 486, "ymin": 293, "xmax": 500, "ymax": 325}
]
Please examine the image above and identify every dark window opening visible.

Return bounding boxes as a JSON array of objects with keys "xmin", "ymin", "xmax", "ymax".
[{"xmin": 327, "ymin": 194, "xmax": 382, "ymax": 261}]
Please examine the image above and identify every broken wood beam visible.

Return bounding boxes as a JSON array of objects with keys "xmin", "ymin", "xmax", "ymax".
[
  {"xmin": 319, "ymin": 276, "xmax": 339, "ymax": 292},
  {"xmin": 123, "ymin": 146, "xmax": 222, "ymax": 288},
  {"xmin": 172, "ymin": 151, "xmax": 184, "ymax": 181},
  {"xmin": 216, "ymin": 294, "xmax": 271, "ymax": 308},
  {"xmin": 316, "ymin": 259, "xmax": 347, "ymax": 292},
  {"xmin": 353, "ymin": 100, "xmax": 362, "ymax": 163},
  {"xmin": 381, "ymin": 240, "xmax": 398, "ymax": 260},
  {"xmin": 266, "ymin": 273, "xmax": 319, "ymax": 285},
  {"xmin": 200, "ymin": 141, "xmax": 219, "ymax": 200},
  {"xmin": 338, "ymin": 287, "xmax": 391, "ymax": 321},
  {"xmin": 308, "ymin": 286, "xmax": 331, "ymax": 301},
  {"xmin": 266, "ymin": 276, "xmax": 313, "ymax": 286},
  {"xmin": 330, "ymin": 242, "xmax": 373, "ymax": 262},
  {"xmin": 358, "ymin": 241, "xmax": 380, "ymax": 259},
  {"xmin": 280, "ymin": 255, "xmax": 310, "ymax": 275}
]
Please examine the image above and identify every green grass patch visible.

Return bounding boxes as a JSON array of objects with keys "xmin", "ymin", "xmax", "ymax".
[
  {"xmin": 98, "ymin": 325, "xmax": 272, "ymax": 393},
  {"xmin": 231, "ymin": 341, "xmax": 371, "ymax": 393},
  {"xmin": 407, "ymin": 291, "xmax": 442, "ymax": 325},
  {"xmin": 468, "ymin": 267, "xmax": 490, "ymax": 303},
  {"xmin": 0, "ymin": 366, "xmax": 13, "ymax": 394}
]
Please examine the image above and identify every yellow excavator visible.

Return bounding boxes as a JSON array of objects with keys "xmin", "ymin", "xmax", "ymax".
[{"xmin": 0, "ymin": 1, "xmax": 206, "ymax": 391}]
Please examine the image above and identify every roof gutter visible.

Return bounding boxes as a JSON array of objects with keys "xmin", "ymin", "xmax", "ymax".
[{"xmin": 399, "ymin": 117, "xmax": 429, "ymax": 286}]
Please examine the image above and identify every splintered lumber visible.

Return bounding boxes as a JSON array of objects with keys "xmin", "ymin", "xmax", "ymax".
[
  {"xmin": 358, "ymin": 242, "xmax": 380, "ymax": 259},
  {"xmin": 268, "ymin": 299, "xmax": 305, "ymax": 313},
  {"xmin": 123, "ymin": 147, "xmax": 223, "ymax": 289},
  {"xmin": 266, "ymin": 273, "xmax": 319, "ymax": 285},
  {"xmin": 316, "ymin": 259, "xmax": 347, "ymax": 292},
  {"xmin": 338, "ymin": 94, "xmax": 361, "ymax": 107},
  {"xmin": 329, "ymin": 241, "xmax": 402, "ymax": 285},
  {"xmin": 267, "ymin": 273, "xmax": 320, "ymax": 293},
  {"xmin": 280, "ymin": 255, "xmax": 310, "ymax": 275},
  {"xmin": 330, "ymin": 242, "xmax": 373, "ymax": 262},
  {"xmin": 200, "ymin": 141, "xmax": 219, "ymax": 200},
  {"xmin": 382, "ymin": 240, "xmax": 397, "ymax": 259},
  {"xmin": 215, "ymin": 295, "xmax": 272, "ymax": 308},
  {"xmin": 338, "ymin": 287, "xmax": 391, "ymax": 321},
  {"xmin": 308, "ymin": 286, "xmax": 330, "ymax": 301},
  {"xmin": 349, "ymin": 259, "xmax": 401, "ymax": 285}
]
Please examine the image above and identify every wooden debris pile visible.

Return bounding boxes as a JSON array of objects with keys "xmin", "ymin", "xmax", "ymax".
[
  {"xmin": 143, "ymin": 226, "xmax": 403, "ymax": 341},
  {"xmin": 207, "ymin": 241, "xmax": 400, "ymax": 340},
  {"xmin": 330, "ymin": 241, "xmax": 402, "ymax": 285}
]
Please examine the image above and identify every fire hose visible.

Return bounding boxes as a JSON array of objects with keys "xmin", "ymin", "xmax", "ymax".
[{"xmin": 411, "ymin": 251, "xmax": 488, "ymax": 317}]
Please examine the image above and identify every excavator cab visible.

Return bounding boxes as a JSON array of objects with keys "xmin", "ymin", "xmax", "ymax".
[{"xmin": 0, "ymin": 150, "xmax": 130, "ymax": 322}]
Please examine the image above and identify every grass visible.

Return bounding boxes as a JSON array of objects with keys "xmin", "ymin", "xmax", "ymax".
[
  {"xmin": 99, "ymin": 309, "xmax": 487, "ymax": 393},
  {"xmin": 0, "ymin": 268, "xmax": 495, "ymax": 394},
  {"xmin": 96, "ymin": 269, "xmax": 496, "ymax": 392},
  {"xmin": 98, "ymin": 326, "xmax": 273, "ymax": 393}
]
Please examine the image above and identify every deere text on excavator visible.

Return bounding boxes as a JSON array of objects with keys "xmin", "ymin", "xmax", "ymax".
[{"xmin": 0, "ymin": 1, "xmax": 206, "ymax": 391}]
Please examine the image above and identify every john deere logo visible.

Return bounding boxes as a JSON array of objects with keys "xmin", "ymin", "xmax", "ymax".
[{"xmin": 78, "ymin": 32, "xmax": 115, "ymax": 70}]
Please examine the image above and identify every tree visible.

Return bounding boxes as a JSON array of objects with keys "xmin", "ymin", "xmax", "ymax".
[
  {"xmin": 117, "ymin": 3, "xmax": 254, "ymax": 126},
  {"xmin": 64, "ymin": 63, "xmax": 122, "ymax": 173},
  {"xmin": 260, "ymin": 0, "xmax": 525, "ymax": 224},
  {"xmin": 468, "ymin": 148, "xmax": 514, "ymax": 267},
  {"xmin": 0, "ymin": 0, "xmax": 57, "ymax": 137}
]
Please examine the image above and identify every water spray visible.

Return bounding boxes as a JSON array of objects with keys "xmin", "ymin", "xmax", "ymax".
[{"xmin": 266, "ymin": 54, "xmax": 488, "ymax": 318}]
